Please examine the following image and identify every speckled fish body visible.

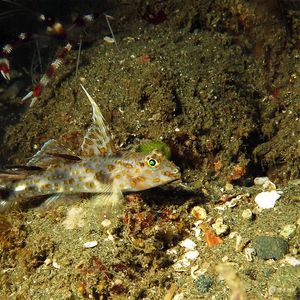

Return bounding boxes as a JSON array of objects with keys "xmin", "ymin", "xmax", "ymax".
[
  {"xmin": 8, "ymin": 150, "xmax": 180, "ymax": 200},
  {"xmin": 0, "ymin": 85, "xmax": 180, "ymax": 209}
]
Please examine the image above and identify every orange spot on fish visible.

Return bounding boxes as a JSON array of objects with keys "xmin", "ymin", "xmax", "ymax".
[
  {"xmin": 152, "ymin": 178, "xmax": 161, "ymax": 183},
  {"xmin": 136, "ymin": 176, "xmax": 146, "ymax": 182}
]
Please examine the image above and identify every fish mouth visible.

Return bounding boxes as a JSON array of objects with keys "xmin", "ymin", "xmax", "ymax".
[{"xmin": 169, "ymin": 178, "xmax": 182, "ymax": 184}]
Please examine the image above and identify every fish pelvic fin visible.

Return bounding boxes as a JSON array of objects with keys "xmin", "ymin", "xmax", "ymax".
[{"xmin": 90, "ymin": 183, "xmax": 124, "ymax": 220}]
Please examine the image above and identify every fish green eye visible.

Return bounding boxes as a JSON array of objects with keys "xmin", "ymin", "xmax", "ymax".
[{"xmin": 148, "ymin": 158, "xmax": 157, "ymax": 167}]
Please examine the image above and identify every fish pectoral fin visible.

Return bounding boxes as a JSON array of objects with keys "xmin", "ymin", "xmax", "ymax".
[
  {"xmin": 27, "ymin": 139, "xmax": 78, "ymax": 168},
  {"xmin": 41, "ymin": 194, "xmax": 64, "ymax": 208}
]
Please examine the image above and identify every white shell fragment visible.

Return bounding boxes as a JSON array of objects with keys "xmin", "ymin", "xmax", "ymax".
[
  {"xmin": 184, "ymin": 250, "xmax": 199, "ymax": 260},
  {"xmin": 255, "ymin": 190, "xmax": 281, "ymax": 209},
  {"xmin": 284, "ymin": 256, "xmax": 300, "ymax": 266},
  {"xmin": 173, "ymin": 249, "xmax": 200, "ymax": 272},
  {"xmin": 52, "ymin": 260, "xmax": 61, "ymax": 269},
  {"xmin": 180, "ymin": 238, "xmax": 196, "ymax": 250},
  {"xmin": 84, "ymin": 241, "xmax": 98, "ymax": 248}
]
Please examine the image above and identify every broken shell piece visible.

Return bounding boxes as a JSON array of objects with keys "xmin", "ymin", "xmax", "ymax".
[
  {"xmin": 255, "ymin": 190, "xmax": 281, "ymax": 209},
  {"xmin": 84, "ymin": 241, "xmax": 98, "ymax": 248},
  {"xmin": 173, "ymin": 258, "xmax": 191, "ymax": 272},
  {"xmin": 254, "ymin": 176, "xmax": 269, "ymax": 185},
  {"xmin": 254, "ymin": 177, "xmax": 276, "ymax": 190},
  {"xmin": 244, "ymin": 247, "xmax": 256, "ymax": 261},
  {"xmin": 212, "ymin": 218, "xmax": 230, "ymax": 236}
]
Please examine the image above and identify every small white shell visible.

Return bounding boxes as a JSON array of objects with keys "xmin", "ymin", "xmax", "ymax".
[
  {"xmin": 255, "ymin": 190, "xmax": 281, "ymax": 209},
  {"xmin": 103, "ymin": 36, "xmax": 115, "ymax": 43},
  {"xmin": 84, "ymin": 241, "xmax": 98, "ymax": 248}
]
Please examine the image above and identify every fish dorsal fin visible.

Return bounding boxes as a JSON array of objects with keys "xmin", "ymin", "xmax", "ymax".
[
  {"xmin": 80, "ymin": 84, "xmax": 115, "ymax": 157},
  {"xmin": 27, "ymin": 139, "xmax": 79, "ymax": 168}
]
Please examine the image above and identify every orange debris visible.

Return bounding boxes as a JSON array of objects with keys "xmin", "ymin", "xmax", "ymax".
[{"xmin": 200, "ymin": 224, "xmax": 223, "ymax": 247}]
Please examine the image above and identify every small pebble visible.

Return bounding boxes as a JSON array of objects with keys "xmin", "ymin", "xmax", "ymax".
[
  {"xmin": 242, "ymin": 208, "xmax": 254, "ymax": 220},
  {"xmin": 255, "ymin": 190, "xmax": 281, "ymax": 209},
  {"xmin": 101, "ymin": 219, "xmax": 112, "ymax": 227},
  {"xmin": 191, "ymin": 206, "xmax": 207, "ymax": 220},
  {"xmin": 225, "ymin": 183, "xmax": 233, "ymax": 191},
  {"xmin": 252, "ymin": 236, "xmax": 288, "ymax": 260},
  {"xmin": 254, "ymin": 176, "xmax": 269, "ymax": 186},
  {"xmin": 44, "ymin": 258, "xmax": 52, "ymax": 266},
  {"xmin": 195, "ymin": 274, "xmax": 213, "ymax": 293},
  {"xmin": 254, "ymin": 177, "xmax": 276, "ymax": 190},
  {"xmin": 280, "ymin": 224, "xmax": 296, "ymax": 239}
]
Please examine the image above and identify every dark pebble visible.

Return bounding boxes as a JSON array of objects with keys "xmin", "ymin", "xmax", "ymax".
[{"xmin": 253, "ymin": 236, "xmax": 288, "ymax": 260}]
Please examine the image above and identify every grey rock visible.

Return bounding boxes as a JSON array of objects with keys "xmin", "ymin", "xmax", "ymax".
[{"xmin": 253, "ymin": 236, "xmax": 288, "ymax": 260}]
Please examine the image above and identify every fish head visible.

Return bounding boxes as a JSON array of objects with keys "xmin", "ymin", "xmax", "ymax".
[{"xmin": 116, "ymin": 149, "xmax": 181, "ymax": 192}]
